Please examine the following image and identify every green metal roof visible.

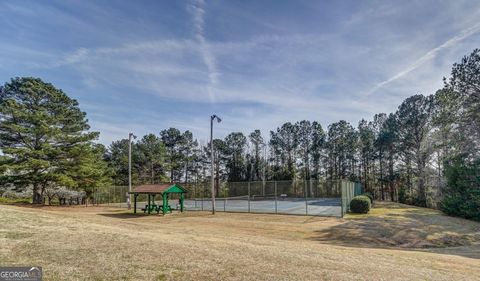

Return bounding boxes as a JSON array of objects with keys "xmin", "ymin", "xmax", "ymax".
[{"xmin": 163, "ymin": 184, "xmax": 187, "ymax": 194}]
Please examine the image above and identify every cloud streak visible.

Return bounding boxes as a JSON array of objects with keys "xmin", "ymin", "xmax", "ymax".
[
  {"xmin": 366, "ymin": 21, "xmax": 480, "ymax": 96},
  {"xmin": 2, "ymin": 1, "xmax": 480, "ymax": 144},
  {"xmin": 188, "ymin": 0, "xmax": 219, "ymax": 103}
]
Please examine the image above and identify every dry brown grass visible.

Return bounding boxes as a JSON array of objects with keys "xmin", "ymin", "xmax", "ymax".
[
  {"xmin": 317, "ymin": 201, "xmax": 480, "ymax": 250},
  {"xmin": 1, "ymin": 202, "xmax": 479, "ymax": 281}
]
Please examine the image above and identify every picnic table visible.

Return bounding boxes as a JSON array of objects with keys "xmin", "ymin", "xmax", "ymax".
[{"xmin": 142, "ymin": 204, "xmax": 173, "ymax": 214}]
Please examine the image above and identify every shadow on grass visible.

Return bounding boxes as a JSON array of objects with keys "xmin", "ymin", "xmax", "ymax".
[
  {"xmin": 97, "ymin": 210, "xmax": 213, "ymax": 220},
  {"xmin": 97, "ymin": 212, "xmax": 155, "ymax": 219},
  {"xmin": 309, "ymin": 202, "xmax": 480, "ymax": 259}
]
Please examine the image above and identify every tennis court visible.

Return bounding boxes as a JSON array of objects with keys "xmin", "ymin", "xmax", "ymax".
[
  {"xmin": 179, "ymin": 180, "xmax": 357, "ymax": 217},
  {"xmin": 96, "ymin": 180, "xmax": 358, "ymax": 217},
  {"xmin": 183, "ymin": 197, "xmax": 341, "ymax": 216}
]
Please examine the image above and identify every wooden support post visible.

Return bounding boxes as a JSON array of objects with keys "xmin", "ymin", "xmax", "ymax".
[
  {"xmin": 162, "ymin": 193, "xmax": 167, "ymax": 215},
  {"xmin": 147, "ymin": 194, "xmax": 151, "ymax": 214},
  {"xmin": 134, "ymin": 193, "xmax": 137, "ymax": 214},
  {"xmin": 180, "ymin": 193, "xmax": 184, "ymax": 212}
]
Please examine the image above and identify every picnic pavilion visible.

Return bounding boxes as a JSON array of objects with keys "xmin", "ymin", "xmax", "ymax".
[{"xmin": 128, "ymin": 183, "xmax": 187, "ymax": 215}]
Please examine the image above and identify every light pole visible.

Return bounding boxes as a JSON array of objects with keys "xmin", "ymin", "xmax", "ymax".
[
  {"xmin": 128, "ymin": 132, "xmax": 137, "ymax": 209},
  {"xmin": 262, "ymin": 143, "xmax": 267, "ymax": 196},
  {"xmin": 210, "ymin": 114, "xmax": 222, "ymax": 214}
]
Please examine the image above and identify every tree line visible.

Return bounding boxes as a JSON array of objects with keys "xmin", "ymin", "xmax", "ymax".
[{"xmin": 0, "ymin": 49, "xmax": 479, "ymax": 219}]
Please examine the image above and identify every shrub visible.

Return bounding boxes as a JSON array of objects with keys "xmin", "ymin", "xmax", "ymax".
[
  {"xmin": 440, "ymin": 159, "xmax": 480, "ymax": 221},
  {"xmin": 362, "ymin": 192, "xmax": 373, "ymax": 204},
  {"xmin": 350, "ymin": 195, "xmax": 371, "ymax": 214}
]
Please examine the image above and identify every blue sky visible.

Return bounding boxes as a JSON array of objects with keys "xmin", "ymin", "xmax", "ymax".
[{"xmin": 1, "ymin": 0, "xmax": 479, "ymax": 145}]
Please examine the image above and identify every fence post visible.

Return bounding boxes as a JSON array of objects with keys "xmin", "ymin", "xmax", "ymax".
[
  {"xmin": 305, "ymin": 180, "xmax": 308, "ymax": 215},
  {"xmin": 274, "ymin": 181, "xmax": 277, "ymax": 214},
  {"xmin": 294, "ymin": 180, "xmax": 297, "ymax": 197},
  {"xmin": 201, "ymin": 182, "xmax": 204, "ymax": 211},
  {"xmin": 340, "ymin": 180, "xmax": 344, "ymax": 217},
  {"xmin": 309, "ymin": 179, "xmax": 312, "ymax": 198},
  {"xmin": 248, "ymin": 182, "xmax": 251, "ymax": 213},
  {"xmin": 119, "ymin": 186, "xmax": 122, "ymax": 208},
  {"xmin": 350, "ymin": 181, "xmax": 353, "ymax": 211},
  {"xmin": 223, "ymin": 183, "xmax": 226, "ymax": 212},
  {"xmin": 262, "ymin": 179, "xmax": 265, "ymax": 197}
]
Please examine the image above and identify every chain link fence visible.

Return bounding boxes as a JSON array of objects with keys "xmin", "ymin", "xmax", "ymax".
[{"xmin": 94, "ymin": 180, "xmax": 358, "ymax": 217}]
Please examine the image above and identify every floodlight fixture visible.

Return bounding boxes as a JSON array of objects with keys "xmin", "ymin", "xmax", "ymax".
[{"xmin": 212, "ymin": 114, "xmax": 222, "ymax": 123}]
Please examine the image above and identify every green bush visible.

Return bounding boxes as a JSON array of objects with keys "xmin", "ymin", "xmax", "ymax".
[
  {"xmin": 440, "ymin": 159, "xmax": 480, "ymax": 221},
  {"xmin": 350, "ymin": 195, "xmax": 371, "ymax": 214},
  {"xmin": 362, "ymin": 192, "xmax": 373, "ymax": 203}
]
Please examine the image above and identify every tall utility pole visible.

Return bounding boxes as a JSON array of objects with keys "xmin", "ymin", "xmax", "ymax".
[
  {"xmin": 210, "ymin": 114, "xmax": 222, "ymax": 214},
  {"xmin": 128, "ymin": 132, "xmax": 136, "ymax": 209}
]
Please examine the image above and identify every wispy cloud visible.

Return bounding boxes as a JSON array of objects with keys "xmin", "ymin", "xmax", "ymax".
[
  {"xmin": 2, "ymin": 1, "xmax": 480, "ymax": 144},
  {"xmin": 53, "ymin": 48, "xmax": 89, "ymax": 67},
  {"xmin": 187, "ymin": 0, "xmax": 219, "ymax": 103},
  {"xmin": 366, "ymin": 21, "xmax": 480, "ymax": 96}
]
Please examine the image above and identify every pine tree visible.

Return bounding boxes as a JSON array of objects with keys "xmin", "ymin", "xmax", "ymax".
[
  {"xmin": 248, "ymin": 130, "xmax": 265, "ymax": 181},
  {"xmin": 0, "ymin": 77, "xmax": 100, "ymax": 203},
  {"xmin": 224, "ymin": 132, "xmax": 247, "ymax": 181},
  {"xmin": 160, "ymin": 128, "xmax": 184, "ymax": 182},
  {"xmin": 396, "ymin": 94, "xmax": 433, "ymax": 206},
  {"xmin": 137, "ymin": 134, "xmax": 166, "ymax": 184}
]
